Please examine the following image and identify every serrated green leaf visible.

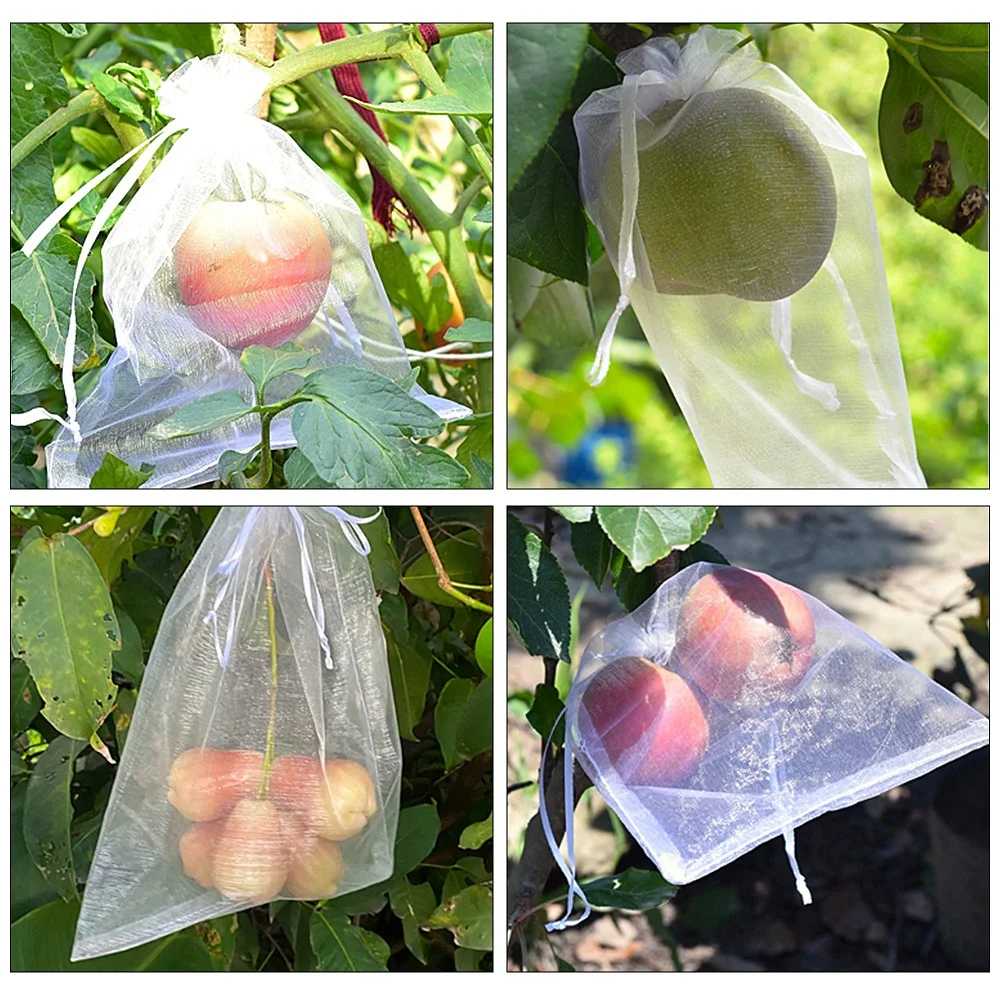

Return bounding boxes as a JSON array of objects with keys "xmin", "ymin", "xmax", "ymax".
[
  {"xmin": 570, "ymin": 514, "xmax": 614, "ymax": 588},
  {"xmin": 444, "ymin": 32, "xmax": 494, "ymax": 119},
  {"xmin": 69, "ymin": 126, "xmax": 124, "ymax": 167},
  {"xmin": 92, "ymin": 71, "xmax": 145, "ymax": 122},
  {"xmin": 435, "ymin": 677, "xmax": 476, "ymax": 770},
  {"xmin": 914, "ymin": 23, "xmax": 988, "ymax": 104},
  {"xmin": 23, "ymin": 736, "xmax": 86, "ymax": 901},
  {"xmin": 596, "ymin": 506, "xmax": 717, "ymax": 572},
  {"xmin": 239, "ymin": 342, "xmax": 314, "ymax": 394},
  {"xmin": 473, "ymin": 203, "xmax": 493, "ymax": 224},
  {"xmin": 507, "ymin": 514, "xmax": 572, "ymax": 660},
  {"xmin": 149, "ymin": 391, "xmax": 255, "ymax": 439},
  {"xmin": 551, "ymin": 506, "xmax": 593, "ymax": 523},
  {"xmin": 11, "ymin": 308, "xmax": 58, "ymax": 395},
  {"xmin": 458, "ymin": 812, "xmax": 492, "ymax": 850},
  {"xmin": 423, "ymin": 884, "xmax": 492, "ymax": 951},
  {"xmin": 11, "ymin": 535, "xmax": 119, "ymax": 745},
  {"xmin": 88, "ymin": 452, "xmax": 154, "ymax": 489},
  {"xmin": 508, "ymin": 23, "xmax": 589, "ymax": 190}
]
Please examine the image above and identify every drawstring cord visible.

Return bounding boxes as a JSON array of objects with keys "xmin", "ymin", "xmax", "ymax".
[
  {"xmin": 587, "ymin": 74, "xmax": 640, "ymax": 387},
  {"xmin": 320, "ymin": 506, "xmax": 381, "ymax": 556},
  {"xmin": 769, "ymin": 719, "xmax": 812, "ymax": 904},
  {"xmin": 538, "ymin": 707, "xmax": 591, "ymax": 930}
]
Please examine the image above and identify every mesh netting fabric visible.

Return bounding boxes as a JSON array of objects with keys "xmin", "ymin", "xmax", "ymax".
[{"xmin": 72, "ymin": 507, "xmax": 400, "ymax": 960}]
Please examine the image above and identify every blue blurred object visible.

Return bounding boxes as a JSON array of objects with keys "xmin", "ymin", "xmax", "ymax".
[{"xmin": 563, "ymin": 420, "xmax": 635, "ymax": 486}]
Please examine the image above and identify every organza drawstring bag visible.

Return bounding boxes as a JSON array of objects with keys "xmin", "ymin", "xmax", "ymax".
[
  {"xmin": 574, "ymin": 27, "xmax": 925, "ymax": 488},
  {"xmin": 541, "ymin": 562, "xmax": 988, "ymax": 929},
  {"xmin": 72, "ymin": 506, "xmax": 401, "ymax": 961},
  {"xmin": 16, "ymin": 53, "xmax": 469, "ymax": 488}
]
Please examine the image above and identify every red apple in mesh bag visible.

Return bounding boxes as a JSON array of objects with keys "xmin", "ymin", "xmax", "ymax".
[
  {"xmin": 675, "ymin": 566, "xmax": 815, "ymax": 704},
  {"xmin": 174, "ymin": 195, "xmax": 333, "ymax": 350},
  {"xmin": 271, "ymin": 756, "xmax": 377, "ymax": 841},
  {"xmin": 581, "ymin": 656, "xmax": 709, "ymax": 785}
]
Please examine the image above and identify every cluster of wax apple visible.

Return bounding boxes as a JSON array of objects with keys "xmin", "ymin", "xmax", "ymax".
[
  {"xmin": 173, "ymin": 194, "xmax": 333, "ymax": 351},
  {"xmin": 169, "ymin": 749, "xmax": 376, "ymax": 903},
  {"xmin": 582, "ymin": 567, "xmax": 815, "ymax": 785}
]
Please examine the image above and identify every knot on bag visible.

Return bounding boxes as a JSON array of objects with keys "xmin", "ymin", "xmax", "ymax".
[{"xmin": 157, "ymin": 54, "xmax": 270, "ymax": 126}]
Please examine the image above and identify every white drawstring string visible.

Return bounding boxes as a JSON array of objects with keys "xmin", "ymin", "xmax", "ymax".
[
  {"xmin": 587, "ymin": 74, "xmax": 640, "ymax": 387},
  {"xmin": 539, "ymin": 708, "xmax": 591, "ymax": 930},
  {"xmin": 768, "ymin": 719, "xmax": 812, "ymax": 904},
  {"xmin": 321, "ymin": 506, "xmax": 381, "ymax": 557},
  {"xmin": 290, "ymin": 508, "xmax": 334, "ymax": 671}
]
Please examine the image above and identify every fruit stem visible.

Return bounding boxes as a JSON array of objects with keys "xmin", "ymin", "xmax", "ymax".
[
  {"xmin": 410, "ymin": 506, "xmax": 493, "ymax": 613},
  {"xmin": 245, "ymin": 404, "xmax": 275, "ymax": 489},
  {"xmin": 11, "ymin": 89, "xmax": 101, "ymax": 169},
  {"xmin": 259, "ymin": 561, "xmax": 279, "ymax": 799}
]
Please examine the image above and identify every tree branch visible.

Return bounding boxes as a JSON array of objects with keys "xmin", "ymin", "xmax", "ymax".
[{"xmin": 410, "ymin": 506, "xmax": 492, "ymax": 613}]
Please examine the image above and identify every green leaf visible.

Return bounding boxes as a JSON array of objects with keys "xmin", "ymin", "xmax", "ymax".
[
  {"xmin": 130, "ymin": 23, "xmax": 216, "ymax": 58},
  {"xmin": 76, "ymin": 507, "xmax": 154, "ymax": 586},
  {"xmin": 371, "ymin": 241, "xmax": 453, "ymax": 331},
  {"xmin": 445, "ymin": 32, "xmax": 494, "ymax": 120},
  {"xmin": 92, "ymin": 71, "xmax": 145, "ymax": 122},
  {"xmin": 473, "ymin": 203, "xmax": 493, "ymax": 224},
  {"xmin": 281, "ymin": 448, "xmax": 326, "ymax": 487},
  {"xmin": 402, "ymin": 528, "xmax": 483, "ymax": 607},
  {"xmin": 113, "ymin": 686, "xmax": 137, "ymax": 750},
  {"xmin": 149, "ymin": 391, "xmax": 255, "ymax": 439},
  {"xmin": 570, "ymin": 514, "xmax": 614, "ymax": 588},
  {"xmin": 878, "ymin": 24, "xmax": 989, "ymax": 249},
  {"xmin": 11, "ymin": 308, "xmax": 58, "ymax": 395},
  {"xmin": 526, "ymin": 683, "xmax": 566, "ymax": 747},
  {"xmin": 470, "ymin": 454, "xmax": 493, "ymax": 488},
  {"xmin": 455, "ymin": 678, "xmax": 492, "ymax": 759},
  {"xmin": 88, "ymin": 452, "xmax": 153, "ymax": 489},
  {"xmin": 378, "ymin": 591, "xmax": 409, "ymax": 643},
  {"xmin": 239, "ymin": 342, "xmax": 314, "ymax": 394},
  {"xmin": 914, "ymin": 23, "xmax": 988, "ymax": 104},
  {"xmin": 474, "ymin": 617, "xmax": 493, "ymax": 676},
  {"xmin": 507, "ymin": 514, "xmax": 572, "ymax": 660},
  {"xmin": 383, "ymin": 626, "xmax": 431, "ymax": 741},
  {"xmin": 293, "ymin": 369, "xmax": 467, "ymax": 488},
  {"xmin": 352, "ymin": 509, "xmax": 399, "ymax": 593},
  {"xmin": 23, "ymin": 736, "xmax": 86, "ymax": 901},
  {"xmin": 11, "ymin": 782, "xmax": 61, "ymax": 921},
  {"xmin": 69, "ymin": 126, "xmax": 125, "ymax": 167},
  {"xmin": 435, "ymin": 677, "xmax": 476, "ymax": 770},
  {"xmin": 458, "ymin": 812, "xmax": 492, "ymax": 850},
  {"xmin": 389, "ymin": 878, "xmax": 437, "ymax": 964},
  {"xmin": 508, "ymin": 23, "xmax": 589, "ymax": 190},
  {"xmin": 217, "ymin": 446, "xmax": 257, "ymax": 486},
  {"xmin": 443, "ymin": 317, "xmax": 493, "ymax": 343},
  {"xmin": 508, "ymin": 116, "xmax": 589, "ymax": 284},
  {"xmin": 12, "ymin": 148, "xmax": 58, "ymax": 247},
  {"xmin": 310, "ymin": 911, "xmax": 389, "ymax": 971},
  {"xmin": 455, "ymin": 948, "xmax": 484, "ymax": 971},
  {"xmin": 47, "ymin": 23, "xmax": 87, "ymax": 37},
  {"xmin": 580, "ymin": 868, "xmax": 678, "ymax": 911},
  {"xmin": 75, "ymin": 41, "xmax": 124, "ymax": 84},
  {"xmin": 11, "ymin": 658, "xmax": 42, "ymax": 732},
  {"xmin": 11, "ymin": 534, "xmax": 119, "ymax": 746},
  {"xmin": 747, "ymin": 23, "xmax": 773, "ymax": 60},
  {"xmin": 596, "ymin": 506, "xmax": 717, "ymax": 571},
  {"xmin": 11, "ymin": 24, "xmax": 68, "ymax": 142},
  {"xmin": 10, "ymin": 249, "xmax": 103, "ymax": 370},
  {"xmin": 457, "ymin": 421, "xmax": 492, "ymax": 488},
  {"xmin": 11, "ymin": 899, "xmax": 220, "ymax": 970},
  {"xmin": 351, "ymin": 93, "xmax": 490, "ymax": 119},
  {"xmin": 551, "ymin": 506, "xmax": 593, "ymax": 523},
  {"xmin": 678, "ymin": 886, "xmax": 741, "ymax": 932},
  {"xmin": 677, "ymin": 540, "xmax": 730, "ymax": 570},
  {"xmin": 423, "ymin": 884, "xmax": 492, "ymax": 951}
]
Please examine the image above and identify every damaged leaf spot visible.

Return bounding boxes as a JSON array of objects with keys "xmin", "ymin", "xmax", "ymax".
[
  {"xmin": 915, "ymin": 140, "xmax": 953, "ymax": 206},
  {"xmin": 952, "ymin": 185, "xmax": 988, "ymax": 235},
  {"xmin": 903, "ymin": 102, "xmax": 923, "ymax": 134}
]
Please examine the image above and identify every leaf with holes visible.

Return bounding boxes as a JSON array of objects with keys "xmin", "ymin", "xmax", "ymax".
[
  {"xmin": 11, "ymin": 534, "xmax": 119, "ymax": 747},
  {"xmin": 423, "ymin": 884, "xmax": 492, "ymax": 951}
]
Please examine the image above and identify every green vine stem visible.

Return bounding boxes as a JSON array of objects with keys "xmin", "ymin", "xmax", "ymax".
[
  {"xmin": 401, "ymin": 44, "xmax": 494, "ymax": 189},
  {"xmin": 265, "ymin": 23, "xmax": 491, "ymax": 91},
  {"xmin": 11, "ymin": 89, "xmax": 100, "ymax": 169},
  {"xmin": 258, "ymin": 560, "xmax": 279, "ymax": 798},
  {"xmin": 279, "ymin": 32, "xmax": 490, "ymax": 322}
]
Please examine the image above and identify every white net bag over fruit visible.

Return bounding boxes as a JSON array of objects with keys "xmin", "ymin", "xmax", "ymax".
[
  {"xmin": 72, "ymin": 506, "xmax": 400, "ymax": 961},
  {"xmin": 573, "ymin": 27, "xmax": 925, "ymax": 487},
  {"xmin": 17, "ymin": 54, "xmax": 469, "ymax": 488},
  {"xmin": 542, "ymin": 562, "xmax": 988, "ymax": 928}
]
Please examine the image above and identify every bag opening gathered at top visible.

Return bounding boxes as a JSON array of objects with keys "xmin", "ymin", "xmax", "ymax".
[
  {"xmin": 574, "ymin": 27, "xmax": 926, "ymax": 488},
  {"xmin": 20, "ymin": 54, "xmax": 470, "ymax": 488}
]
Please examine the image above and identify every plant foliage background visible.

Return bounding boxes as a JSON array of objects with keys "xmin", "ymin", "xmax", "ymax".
[
  {"xmin": 11, "ymin": 505, "xmax": 493, "ymax": 971},
  {"xmin": 507, "ymin": 23, "xmax": 987, "ymax": 488},
  {"xmin": 11, "ymin": 23, "xmax": 493, "ymax": 489}
]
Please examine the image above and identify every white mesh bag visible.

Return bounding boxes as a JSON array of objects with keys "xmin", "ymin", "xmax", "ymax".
[
  {"xmin": 72, "ymin": 506, "xmax": 401, "ymax": 960},
  {"xmin": 543, "ymin": 562, "xmax": 988, "ymax": 928},
  {"xmin": 574, "ymin": 27, "xmax": 925, "ymax": 487},
  {"xmin": 19, "ymin": 54, "xmax": 469, "ymax": 488}
]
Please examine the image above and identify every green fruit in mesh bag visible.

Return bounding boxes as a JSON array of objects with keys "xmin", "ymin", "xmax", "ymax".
[{"xmin": 624, "ymin": 87, "xmax": 837, "ymax": 301}]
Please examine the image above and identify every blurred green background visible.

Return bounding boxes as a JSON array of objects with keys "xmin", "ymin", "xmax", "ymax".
[{"xmin": 507, "ymin": 24, "xmax": 988, "ymax": 488}]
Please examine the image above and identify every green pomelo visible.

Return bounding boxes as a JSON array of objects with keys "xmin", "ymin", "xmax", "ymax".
[{"xmin": 614, "ymin": 87, "xmax": 837, "ymax": 301}]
